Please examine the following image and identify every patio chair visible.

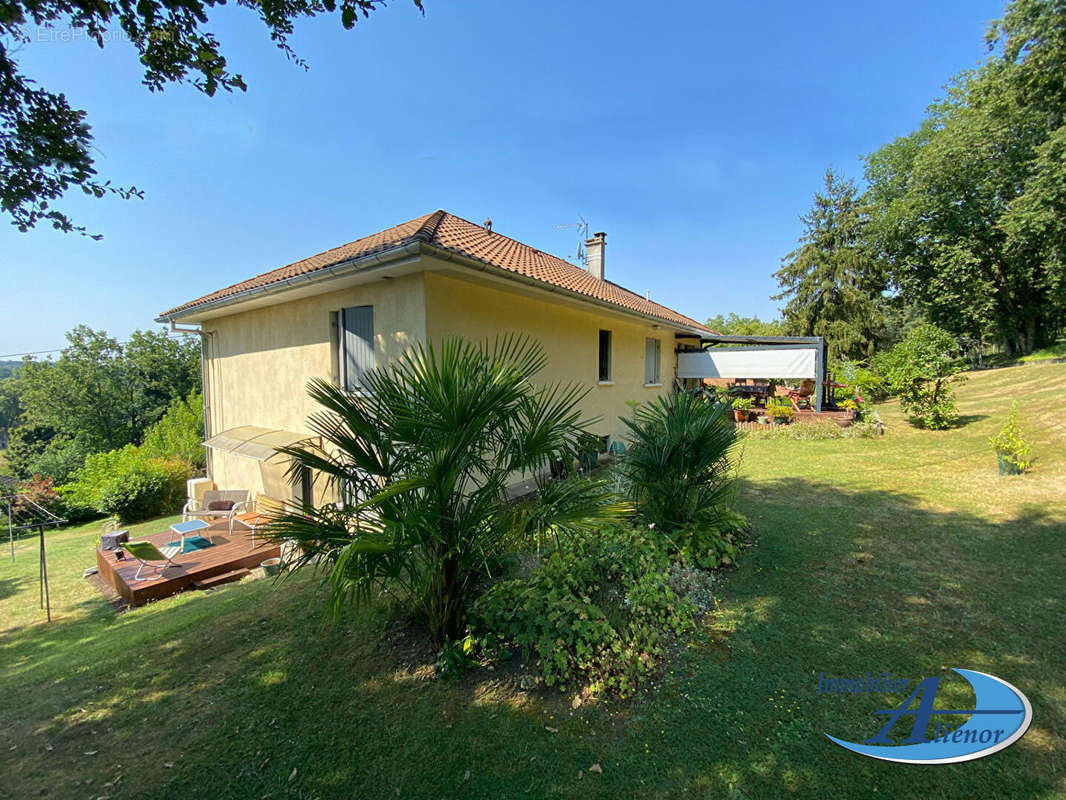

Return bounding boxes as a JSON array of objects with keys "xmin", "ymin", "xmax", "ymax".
[
  {"xmin": 123, "ymin": 541, "xmax": 181, "ymax": 581},
  {"xmin": 788, "ymin": 379, "xmax": 816, "ymax": 411},
  {"xmin": 230, "ymin": 496, "xmax": 284, "ymax": 549},
  {"xmin": 182, "ymin": 490, "xmax": 251, "ymax": 538}
]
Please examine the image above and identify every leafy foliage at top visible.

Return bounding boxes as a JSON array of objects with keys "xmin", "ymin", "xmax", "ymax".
[
  {"xmin": 267, "ymin": 335, "xmax": 629, "ymax": 645},
  {"xmin": 1, "ymin": 0, "xmax": 423, "ymax": 235},
  {"xmin": 141, "ymin": 392, "xmax": 205, "ymax": 468},
  {"xmin": 704, "ymin": 313, "xmax": 785, "ymax": 337},
  {"xmin": 4, "ymin": 326, "xmax": 200, "ymax": 482},
  {"xmin": 863, "ymin": 0, "xmax": 1066, "ymax": 356}
]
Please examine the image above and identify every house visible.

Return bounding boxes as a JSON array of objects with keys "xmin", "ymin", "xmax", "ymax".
[{"xmin": 157, "ymin": 210, "xmax": 714, "ymax": 502}]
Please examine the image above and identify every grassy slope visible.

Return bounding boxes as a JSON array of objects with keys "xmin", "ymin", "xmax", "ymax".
[
  {"xmin": 1019, "ymin": 338, "xmax": 1066, "ymax": 363},
  {"xmin": 1, "ymin": 363, "xmax": 1064, "ymax": 800}
]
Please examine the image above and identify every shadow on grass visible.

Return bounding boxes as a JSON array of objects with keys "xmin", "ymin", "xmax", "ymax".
[
  {"xmin": 948, "ymin": 413, "xmax": 989, "ymax": 428},
  {"xmin": 0, "ymin": 573, "xmax": 27, "ymax": 603},
  {"xmin": 0, "ymin": 478, "xmax": 1064, "ymax": 800}
]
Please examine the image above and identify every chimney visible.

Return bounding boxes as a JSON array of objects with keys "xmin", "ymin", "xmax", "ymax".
[{"xmin": 585, "ymin": 231, "xmax": 606, "ymax": 280}]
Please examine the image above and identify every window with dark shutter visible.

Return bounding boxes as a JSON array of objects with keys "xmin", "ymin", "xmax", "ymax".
[
  {"xmin": 598, "ymin": 330, "xmax": 612, "ymax": 382},
  {"xmin": 294, "ymin": 465, "xmax": 313, "ymax": 506},
  {"xmin": 645, "ymin": 338, "xmax": 661, "ymax": 384},
  {"xmin": 339, "ymin": 305, "xmax": 374, "ymax": 392}
]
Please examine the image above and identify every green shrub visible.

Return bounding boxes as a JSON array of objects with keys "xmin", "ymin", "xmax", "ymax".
[
  {"xmin": 141, "ymin": 393, "xmax": 205, "ymax": 468},
  {"xmin": 731, "ymin": 396, "xmax": 754, "ymax": 410},
  {"xmin": 746, "ymin": 417, "xmax": 885, "ymax": 440},
  {"xmin": 833, "ymin": 357, "xmax": 889, "ymax": 405},
  {"xmin": 989, "ymin": 400, "xmax": 1031, "ymax": 472},
  {"xmin": 707, "ymin": 385, "xmax": 732, "ymax": 404},
  {"xmin": 62, "ymin": 445, "xmax": 190, "ymax": 523},
  {"xmin": 664, "ymin": 509, "xmax": 747, "ymax": 570},
  {"xmin": 471, "ymin": 526, "xmax": 697, "ymax": 694},
  {"xmin": 878, "ymin": 323, "xmax": 962, "ymax": 429},
  {"xmin": 5, "ymin": 425, "xmax": 90, "ymax": 484}
]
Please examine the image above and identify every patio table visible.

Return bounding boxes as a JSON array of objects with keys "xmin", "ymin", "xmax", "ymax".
[{"xmin": 169, "ymin": 518, "xmax": 211, "ymax": 549}]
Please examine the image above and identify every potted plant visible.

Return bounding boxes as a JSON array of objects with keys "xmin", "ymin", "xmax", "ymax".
[
  {"xmin": 767, "ymin": 402, "xmax": 795, "ymax": 424},
  {"xmin": 732, "ymin": 397, "xmax": 754, "ymax": 422},
  {"xmin": 989, "ymin": 400, "xmax": 1031, "ymax": 475}
]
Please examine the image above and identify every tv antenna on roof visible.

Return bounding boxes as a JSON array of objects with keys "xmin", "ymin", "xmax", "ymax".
[{"xmin": 555, "ymin": 216, "xmax": 589, "ymax": 264}]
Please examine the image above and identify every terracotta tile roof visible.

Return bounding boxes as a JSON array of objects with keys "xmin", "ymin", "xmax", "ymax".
[{"xmin": 159, "ymin": 210, "xmax": 713, "ymax": 334}]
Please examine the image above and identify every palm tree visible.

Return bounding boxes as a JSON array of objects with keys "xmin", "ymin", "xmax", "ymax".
[
  {"xmin": 268, "ymin": 335, "xmax": 629, "ymax": 645},
  {"xmin": 616, "ymin": 390, "xmax": 738, "ymax": 533}
]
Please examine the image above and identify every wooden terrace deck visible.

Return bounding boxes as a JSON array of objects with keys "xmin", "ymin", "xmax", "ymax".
[{"xmin": 96, "ymin": 523, "xmax": 281, "ymax": 607}]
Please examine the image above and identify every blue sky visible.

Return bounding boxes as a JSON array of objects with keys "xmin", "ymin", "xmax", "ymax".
[{"xmin": 0, "ymin": 0, "xmax": 1004, "ymax": 356}]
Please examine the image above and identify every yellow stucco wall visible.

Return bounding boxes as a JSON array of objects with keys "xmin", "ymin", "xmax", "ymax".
[
  {"xmin": 197, "ymin": 261, "xmax": 689, "ymax": 503},
  {"xmin": 423, "ymin": 271, "xmax": 676, "ymax": 443},
  {"xmin": 201, "ymin": 273, "xmax": 427, "ymax": 498}
]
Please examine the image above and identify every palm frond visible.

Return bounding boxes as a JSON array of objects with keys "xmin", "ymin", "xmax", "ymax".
[{"xmin": 268, "ymin": 334, "xmax": 625, "ymax": 645}]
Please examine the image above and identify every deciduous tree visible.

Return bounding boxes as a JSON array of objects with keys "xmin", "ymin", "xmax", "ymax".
[
  {"xmin": 8, "ymin": 326, "xmax": 200, "ymax": 480},
  {"xmin": 704, "ymin": 313, "xmax": 785, "ymax": 337},
  {"xmin": 2, "ymin": 0, "xmax": 424, "ymax": 236},
  {"xmin": 864, "ymin": 0, "xmax": 1066, "ymax": 355}
]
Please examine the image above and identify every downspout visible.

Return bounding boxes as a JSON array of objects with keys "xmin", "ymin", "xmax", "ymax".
[{"xmin": 169, "ymin": 321, "xmax": 213, "ymax": 480}]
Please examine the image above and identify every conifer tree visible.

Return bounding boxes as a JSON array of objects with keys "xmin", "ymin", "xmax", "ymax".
[{"xmin": 773, "ymin": 169, "xmax": 886, "ymax": 360}]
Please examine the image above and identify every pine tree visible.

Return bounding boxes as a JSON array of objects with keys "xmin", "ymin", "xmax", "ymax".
[{"xmin": 773, "ymin": 169, "xmax": 886, "ymax": 360}]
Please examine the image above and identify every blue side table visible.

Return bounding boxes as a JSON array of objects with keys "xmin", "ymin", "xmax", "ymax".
[{"xmin": 169, "ymin": 518, "xmax": 211, "ymax": 548}]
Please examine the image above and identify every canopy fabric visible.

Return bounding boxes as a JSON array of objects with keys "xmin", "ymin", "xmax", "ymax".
[
  {"xmin": 677, "ymin": 347, "xmax": 817, "ymax": 380},
  {"xmin": 203, "ymin": 426, "xmax": 317, "ymax": 462}
]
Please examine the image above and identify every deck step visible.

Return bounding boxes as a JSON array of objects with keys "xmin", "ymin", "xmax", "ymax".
[{"xmin": 193, "ymin": 568, "xmax": 250, "ymax": 590}]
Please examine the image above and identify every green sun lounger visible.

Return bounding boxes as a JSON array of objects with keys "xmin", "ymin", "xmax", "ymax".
[{"xmin": 123, "ymin": 540, "xmax": 181, "ymax": 581}]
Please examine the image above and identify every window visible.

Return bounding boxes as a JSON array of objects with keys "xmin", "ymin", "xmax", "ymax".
[
  {"xmin": 598, "ymin": 329, "xmax": 612, "ymax": 382},
  {"xmin": 293, "ymin": 465, "xmax": 313, "ymax": 506},
  {"xmin": 645, "ymin": 337, "xmax": 661, "ymax": 384},
  {"xmin": 337, "ymin": 305, "xmax": 374, "ymax": 392}
]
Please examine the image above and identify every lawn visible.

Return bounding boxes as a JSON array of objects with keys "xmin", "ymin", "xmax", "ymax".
[
  {"xmin": 1, "ymin": 362, "xmax": 1064, "ymax": 799},
  {"xmin": 1018, "ymin": 338, "xmax": 1066, "ymax": 363}
]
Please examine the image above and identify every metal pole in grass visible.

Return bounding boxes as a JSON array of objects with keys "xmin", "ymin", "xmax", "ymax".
[
  {"xmin": 2, "ymin": 494, "xmax": 61, "ymax": 621},
  {"xmin": 39, "ymin": 524, "xmax": 51, "ymax": 622}
]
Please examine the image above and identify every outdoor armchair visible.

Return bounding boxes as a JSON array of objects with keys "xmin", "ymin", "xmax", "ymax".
[
  {"xmin": 182, "ymin": 490, "xmax": 251, "ymax": 537},
  {"xmin": 230, "ymin": 496, "xmax": 285, "ymax": 549},
  {"xmin": 788, "ymin": 379, "xmax": 816, "ymax": 411}
]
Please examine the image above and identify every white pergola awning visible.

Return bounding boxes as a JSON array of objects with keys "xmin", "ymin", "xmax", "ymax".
[
  {"xmin": 204, "ymin": 426, "xmax": 318, "ymax": 462},
  {"xmin": 677, "ymin": 347, "xmax": 817, "ymax": 380}
]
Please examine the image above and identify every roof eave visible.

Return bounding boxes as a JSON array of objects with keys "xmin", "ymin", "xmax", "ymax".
[
  {"xmin": 154, "ymin": 240, "xmax": 425, "ymax": 323},
  {"xmin": 156, "ymin": 238, "xmax": 711, "ymax": 337}
]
